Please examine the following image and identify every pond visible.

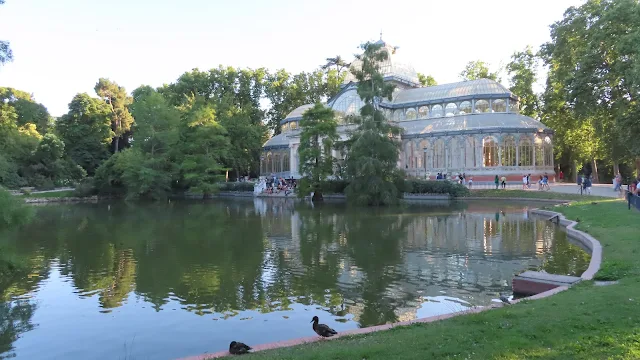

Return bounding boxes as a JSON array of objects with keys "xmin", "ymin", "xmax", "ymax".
[{"xmin": 0, "ymin": 199, "xmax": 590, "ymax": 360}]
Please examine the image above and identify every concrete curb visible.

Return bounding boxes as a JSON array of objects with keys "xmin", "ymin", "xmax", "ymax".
[
  {"xmin": 178, "ymin": 204, "xmax": 603, "ymax": 360},
  {"xmin": 461, "ymin": 197, "xmax": 568, "ymax": 203}
]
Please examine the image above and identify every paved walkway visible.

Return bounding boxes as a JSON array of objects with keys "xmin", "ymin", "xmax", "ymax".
[{"xmin": 547, "ymin": 183, "xmax": 624, "ymax": 199}]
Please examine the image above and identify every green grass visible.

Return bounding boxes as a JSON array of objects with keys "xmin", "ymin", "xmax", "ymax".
[
  {"xmin": 468, "ymin": 189, "xmax": 610, "ymax": 201},
  {"xmin": 240, "ymin": 200, "xmax": 640, "ymax": 360},
  {"xmin": 21, "ymin": 190, "xmax": 75, "ymax": 198}
]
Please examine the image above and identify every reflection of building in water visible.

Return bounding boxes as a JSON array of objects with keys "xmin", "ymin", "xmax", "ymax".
[{"xmin": 256, "ymin": 201, "xmax": 561, "ymax": 325}]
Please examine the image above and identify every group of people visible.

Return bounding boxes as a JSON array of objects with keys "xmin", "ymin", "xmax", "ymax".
[
  {"xmin": 263, "ymin": 176, "xmax": 297, "ymax": 195},
  {"xmin": 577, "ymin": 173, "xmax": 593, "ymax": 194}
]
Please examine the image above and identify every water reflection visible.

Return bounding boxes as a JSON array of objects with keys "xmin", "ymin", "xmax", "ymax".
[{"xmin": 0, "ymin": 199, "xmax": 590, "ymax": 359}]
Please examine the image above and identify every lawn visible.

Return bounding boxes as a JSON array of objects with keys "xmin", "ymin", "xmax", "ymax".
[
  {"xmin": 21, "ymin": 190, "xmax": 75, "ymax": 198},
  {"xmin": 239, "ymin": 200, "xmax": 640, "ymax": 360},
  {"xmin": 468, "ymin": 189, "xmax": 610, "ymax": 202}
]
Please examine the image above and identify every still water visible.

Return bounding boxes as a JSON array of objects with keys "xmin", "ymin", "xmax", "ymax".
[{"xmin": 0, "ymin": 199, "xmax": 589, "ymax": 360}]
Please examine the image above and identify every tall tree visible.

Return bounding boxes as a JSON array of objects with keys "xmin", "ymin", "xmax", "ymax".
[
  {"xmin": 94, "ymin": 78, "xmax": 134, "ymax": 153},
  {"xmin": 56, "ymin": 93, "xmax": 113, "ymax": 175},
  {"xmin": 417, "ymin": 73, "xmax": 438, "ymax": 87},
  {"xmin": 459, "ymin": 60, "xmax": 500, "ymax": 81},
  {"xmin": 541, "ymin": 0, "xmax": 640, "ymax": 177},
  {"xmin": 506, "ymin": 46, "xmax": 541, "ymax": 119},
  {"xmin": 0, "ymin": 0, "xmax": 12, "ymax": 66},
  {"xmin": 322, "ymin": 55, "xmax": 350, "ymax": 74},
  {"xmin": 297, "ymin": 103, "xmax": 338, "ymax": 201},
  {"xmin": 0, "ymin": 87, "xmax": 53, "ymax": 134},
  {"xmin": 343, "ymin": 42, "xmax": 404, "ymax": 206}
]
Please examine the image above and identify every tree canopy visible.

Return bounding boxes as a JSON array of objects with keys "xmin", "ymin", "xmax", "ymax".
[{"xmin": 459, "ymin": 60, "xmax": 500, "ymax": 82}]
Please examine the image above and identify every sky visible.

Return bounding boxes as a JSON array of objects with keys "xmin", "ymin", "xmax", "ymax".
[{"xmin": 0, "ymin": 0, "xmax": 585, "ymax": 117}]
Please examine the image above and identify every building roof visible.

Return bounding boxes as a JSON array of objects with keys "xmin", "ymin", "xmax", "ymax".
[
  {"xmin": 280, "ymin": 104, "xmax": 315, "ymax": 123},
  {"xmin": 262, "ymin": 132, "xmax": 290, "ymax": 150},
  {"xmin": 391, "ymin": 79, "xmax": 514, "ymax": 106},
  {"xmin": 399, "ymin": 113, "xmax": 552, "ymax": 138}
]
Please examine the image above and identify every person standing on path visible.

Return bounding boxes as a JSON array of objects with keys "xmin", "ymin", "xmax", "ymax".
[
  {"xmin": 522, "ymin": 174, "xmax": 528, "ymax": 190},
  {"xmin": 501, "ymin": 176, "xmax": 507, "ymax": 189},
  {"xmin": 494, "ymin": 175, "xmax": 500, "ymax": 189},
  {"xmin": 559, "ymin": 170, "xmax": 564, "ymax": 182}
]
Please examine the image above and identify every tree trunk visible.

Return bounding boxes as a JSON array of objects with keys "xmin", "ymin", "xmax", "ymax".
[
  {"xmin": 613, "ymin": 162, "xmax": 619, "ymax": 178},
  {"xmin": 235, "ymin": 169, "xmax": 240, "ymax": 182},
  {"xmin": 591, "ymin": 159, "xmax": 599, "ymax": 184},
  {"xmin": 635, "ymin": 158, "xmax": 640, "ymax": 177},
  {"xmin": 572, "ymin": 160, "xmax": 578, "ymax": 183},
  {"xmin": 312, "ymin": 190, "xmax": 324, "ymax": 202},
  {"xmin": 113, "ymin": 136, "xmax": 120, "ymax": 153}
]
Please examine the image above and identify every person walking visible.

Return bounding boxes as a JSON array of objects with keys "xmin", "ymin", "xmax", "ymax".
[
  {"xmin": 559, "ymin": 170, "xmax": 564, "ymax": 182},
  {"xmin": 494, "ymin": 175, "xmax": 499, "ymax": 190},
  {"xmin": 522, "ymin": 174, "xmax": 528, "ymax": 190},
  {"xmin": 501, "ymin": 176, "xmax": 507, "ymax": 189}
]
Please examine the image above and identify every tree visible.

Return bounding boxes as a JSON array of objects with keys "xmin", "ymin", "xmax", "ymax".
[
  {"xmin": 506, "ymin": 46, "xmax": 540, "ymax": 119},
  {"xmin": 322, "ymin": 55, "xmax": 350, "ymax": 74},
  {"xmin": 417, "ymin": 73, "xmax": 438, "ymax": 87},
  {"xmin": 0, "ymin": 87, "xmax": 53, "ymax": 134},
  {"xmin": 56, "ymin": 93, "xmax": 113, "ymax": 175},
  {"xmin": 459, "ymin": 60, "xmax": 500, "ymax": 81},
  {"xmin": 94, "ymin": 78, "xmax": 134, "ymax": 153},
  {"xmin": 343, "ymin": 42, "xmax": 404, "ymax": 206},
  {"xmin": 175, "ymin": 99, "xmax": 230, "ymax": 197},
  {"xmin": 541, "ymin": 0, "xmax": 640, "ymax": 178},
  {"xmin": 297, "ymin": 103, "xmax": 338, "ymax": 201},
  {"xmin": 0, "ymin": 0, "xmax": 12, "ymax": 66}
]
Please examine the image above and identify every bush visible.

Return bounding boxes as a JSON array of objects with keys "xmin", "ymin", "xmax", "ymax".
[
  {"xmin": 73, "ymin": 178, "xmax": 97, "ymax": 198},
  {"xmin": 321, "ymin": 179, "xmax": 349, "ymax": 194},
  {"xmin": 404, "ymin": 179, "xmax": 470, "ymax": 197},
  {"xmin": 218, "ymin": 181, "xmax": 255, "ymax": 192},
  {"xmin": 0, "ymin": 187, "xmax": 34, "ymax": 228}
]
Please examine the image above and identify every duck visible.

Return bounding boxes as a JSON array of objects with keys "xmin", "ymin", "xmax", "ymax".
[
  {"xmin": 499, "ymin": 294, "xmax": 511, "ymax": 305},
  {"xmin": 311, "ymin": 316, "xmax": 337, "ymax": 338},
  {"xmin": 229, "ymin": 341, "xmax": 252, "ymax": 355}
]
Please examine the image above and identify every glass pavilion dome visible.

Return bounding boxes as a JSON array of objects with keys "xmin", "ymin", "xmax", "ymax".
[{"xmin": 342, "ymin": 39, "xmax": 420, "ymax": 86}]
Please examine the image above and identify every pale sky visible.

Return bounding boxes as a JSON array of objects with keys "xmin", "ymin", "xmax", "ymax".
[{"xmin": 0, "ymin": 0, "xmax": 584, "ymax": 117}]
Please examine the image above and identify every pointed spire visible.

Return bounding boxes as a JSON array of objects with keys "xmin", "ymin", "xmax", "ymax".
[{"xmin": 380, "ymin": 30, "xmax": 383, "ymax": 40}]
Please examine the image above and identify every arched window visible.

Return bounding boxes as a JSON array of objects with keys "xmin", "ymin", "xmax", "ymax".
[
  {"xmin": 418, "ymin": 106, "xmax": 429, "ymax": 119},
  {"xmin": 431, "ymin": 105, "xmax": 443, "ymax": 118},
  {"xmin": 404, "ymin": 141, "xmax": 413, "ymax": 169},
  {"xmin": 405, "ymin": 108, "xmax": 417, "ymax": 120},
  {"xmin": 281, "ymin": 123, "xmax": 289, "ymax": 133},
  {"xmin": 266, "ymin": 153, "xmax": 273, "ymax": 173},
  {"xmin": 290, "ymin": 121, "xmax": 298, "ymax": 130},
  {"xmin": 465, "ymin": 136, "xmax": 477, "ymax": 167},
  {"xmin": 274, "ymin": 154, "xmax": 280, "ymax": 173},
  {"xmin": 509, "ymin": 100, "xmax": 519, "ymax": 113},
  {"xmin": 492, "ymin": 99, "xmax": 507, "ymax": 112},
  {"xmin": 283, "ymin": 154, "xmax": 290, "ymax": 172},
  {"xmin": 459, "ymin": 101, "xmax": 472, "ymax": 115},
  {"xmin": 501, "ymin": 136, "xmax": 517, "ymax": 166},
  {"xmin": 433, "ymin": 139, "xmax": 445, "ymax": 168},
  {"xmin": 544, "ymin": 136, "xmax": 553, "ymax": 166},
  {"xmin": 394, "ymin": 110, "xmax": 404, "ymax": 121},
  {"xmin": 418, "ymin": 140, "xmax": 428, "ymax": 169},
  {"xmin": 519, "ymin": 137, "xmax": 533, "ymax": 166},
  {"xmin": 346, "ymin": 102, "xmax": 357, "ymax": 115},
  {"xmin": 535, "ymin": 137, "xmax": 544, "ymax": 167},
  {"xmin": 447, "ymin": 138, "xmax": 459, "ymax": 168},
  {"xmin": 445, "ymin": 103, "xmax": 457, "ymax": 117},
  {"xmin": 475, "ymin": 100, "xmax": 490, "ymax": 113},
  {"xmin": 483, "ymin": 137, "xmax": 499, "ymax": 167}
]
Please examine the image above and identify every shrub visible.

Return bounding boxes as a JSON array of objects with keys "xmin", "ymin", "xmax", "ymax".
[
  {"xmin": 73, "ymin": 178, "xmax": 97, "ymax": 198},
  {"xmin": 404, "ymin": 179, "xmax": 470, "ymax": 197},
  {"xmin": 218, "ymin": 182, "xmax": 255, "ymax": 192},
  {"xmin": 0, "ymin": 187, "xmax": 34, "ymax": 228},
  {"xmin": 321, "ymin": 179, "xmax": 349, "ymax": 194}
]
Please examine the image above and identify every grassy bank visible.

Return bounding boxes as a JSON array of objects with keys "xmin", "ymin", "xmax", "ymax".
[
  {"xmin": 240, "ymin": 200, "xmax": 640, "ymax": 359},
  {"xmin": 468, "ymin": 189, "xmax": 610, "ymax": 202}
]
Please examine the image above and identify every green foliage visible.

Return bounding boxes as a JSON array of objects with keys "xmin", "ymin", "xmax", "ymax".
[
  {"xmin": 404, "ymin": 180, "xmax": 470, "ymax": 197},
  {"xmin": 72, "ymin": 178, "xmax": 97, "ymax": 198},
  {"xmin": 506, "ymin": 46, "xmax": 541, "ymax": 119},
  {"xmin": 217, "ymin": 181, "xmax": 255, "ymax": 192},
  {"xmin": 56, "ymin": 93, "xmax": 114, "ymax": 175},
  {"xmin": 417, "ymin": 73, "xmax": 437, "ymax": 86},
  {"xmin": 0, "ymin": 1, "xmax": 11, "ymax": 66},
  {"xmin": 0, "ymin": 187, "xmax": 34, "ymax": 229},
  {"xmin": 297, "ymin": 103, "xmax": 338, "ymax": 198},
  {"xmin": 459, "ymin": 60, "xmax": 500, "ymax": 81},
  {"xmin": 343, "ymin": 42, "xmax": 403, "ymax": 206},
  {"xmin": 0, "ymin": 87, "xmax": 52, "ymax": 134},
  {"xmin": 94, "ymin": 78, "xmax": 134, "ymax": 152}
]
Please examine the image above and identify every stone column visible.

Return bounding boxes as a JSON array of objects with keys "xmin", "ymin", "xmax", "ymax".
[{"xmin": 515, "ymin": 134, "xmax": 520, "ymax": 167}]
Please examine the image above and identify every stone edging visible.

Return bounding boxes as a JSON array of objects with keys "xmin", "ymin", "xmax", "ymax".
[
  {"xmin": 24, "ymin": 196, "xmax": 99, "ymax": 203},
  {"xmin": 178, "ymin": 205, "xmax": 603, "ymax": 360}
]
